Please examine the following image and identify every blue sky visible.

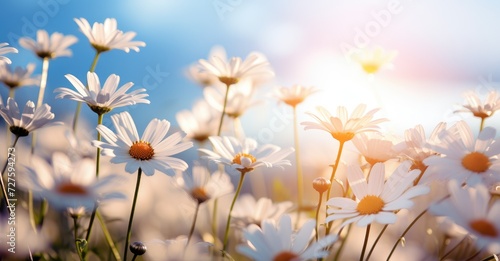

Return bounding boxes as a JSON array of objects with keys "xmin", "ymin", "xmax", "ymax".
[{"xmin": 1, "ymin": 0, "xmax": 500, "ymax": 143}]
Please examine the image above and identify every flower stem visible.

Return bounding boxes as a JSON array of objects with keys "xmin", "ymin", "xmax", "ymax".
[
  {"xmin": 96, "ymin": 211, "xmax": 122, "ymax": 261},
  {"xmin": 73, "ymin": 216, "xmax": 85, "ymax": 261},
  {"xmin": 365, "ymin": 224, "xmax": 388, "ymax": 261},
  {"xmin": 212, "ymin": 198, "xmax": 219, "ymax": 247},
  {"xmin": 314, "ymin": 191, "xmax": 324, "ymax": 242},
  {"xmin": 30, "ymin": 57, "xmax": 50, "ymax": 155},
  {"xmin": 480, "ymin": 117, "xmax": 486, "ymax": 131},
  {"xmin": 293, "ymin": 106, "xmax": 304, "ymax": 228},
  {"xmin": 1, "ymin": 135, "xmax": 19, "ymax": 214},
  {"xmin": 72, "ymin": 51, "xmax": 101, "ymax": 133},
  {"xmin": 325, "ymin": 141, "xmax": 345, "ymax": 234},
  {"xmin": 217, "ymin": 83, "xmax": 232, "ymax": 136},
  {"xmin": 333, "ymin": 223, "xmax": 352, "ymax": 261},
  {"xmin": 84, "ymin": 113, "xmax": 104, "ymax": 244},
  {"xmin": 222, "ymin": 170, "xmax": 246, "ymax": 254},
  {"xmin": 186, "ymin": 202, "xmax": 201, "ymax": 246},
  {"xmin": 124, "ymin": 168, "xmax": 143, "ymax": 261},
  {"xmin": 360, "ymin": 224, "xmax": 371, "ymax": 261}
]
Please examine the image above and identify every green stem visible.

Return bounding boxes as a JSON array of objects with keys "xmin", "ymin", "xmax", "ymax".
[
  {"xmin": 72, "ymin": 51, "xmax": 101, "ymax": 133},
  {"xmin": 365, "ymin": 224, "xmax": 388, "ymax": 261},
  {"xmin": 480, "ymin": 117, "xmax": 486, "ymax": 131},
  {"xmin": 186, "ymin": 202, "xmax": 201, "ymax": 246},
  {"xmin": 222, "ymin": 170, "xmax": 246, "ymax": 253},
  {"xmin": 8, "ymin": 88, "xmax": 14, "ymax": 98},
  {"xmin": 293, "ymin": 106, "xmax": 304, "ymax": 228},
  {"xmin": 325, "ymin": 141, "xmax": 345, "ymax": 234},
  {"xmin": 440, "ymin": 236, "xmax": 466, "ymax": 261},
  {"xmin": 124, "ymin": 168, "xmax": 143, "ymax": 261},
  {"xmin": 360, "ymin": 225, "xmax": 371, "ymax": 261},
  {"xmin": 31, "ymin": 57, "xmax": 50, "ymax": 155},
  {"xmin": 314, "ymin": 191, "xmax": 324, "ymax": 242},
  {"xmin": 1, "ymin": 136, "xmax": 20, "ymax": 214},
  {"xmin": 84, "ymin": 113, "xmax": 104, "ymax": 243},
  {"xmin": 96, "ymin": 211, "xmax": 122, "ymax": 261},
  {"xmin": 387, "ymin": 210, "xmax": 427, "ymax": 260},
  {"xmin": 212, "ymin": 198, "xmax": 219, "ymax": 247},
  {"xmin": 73, "ymin": 216, "xmax": 84, "ymax": 261},
  {"xmin": 217, "ymin": 83, "xmax": 231, "ymax": 136},
  {"xmin": 333, "ymin": 223, "xmax": 352, "ymax": 261}
]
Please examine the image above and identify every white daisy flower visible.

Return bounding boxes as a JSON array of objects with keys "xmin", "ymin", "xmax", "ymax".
[
  {"xmin": 19, "ymin": 29, "xmax": 78, "ymax": 59},
  {"xmin": 455, "ymin": 90, "xmax": 500, "ymax": 120},
  {"xmin": 237, "ymin": 215, "xmax": 338, "ymax": 261},
  {"xmin": 232, "ymin": 194, "xmax": 293, "ymax": 228},
  {"xmin": 203, "ymin": 80, "xmax": 258, "ymax": 118},
  {"xmin": 23, "ymin": 152, "xmax": 125, "ymax": 210},
  {"xmin": 176, "ymin": 99, "xmax": 219, "ymax": 143},
  {"xmin": 0, "ymin": 96, "xmax": 55, "ymax": 137},
  {"xmin": 423, "ymin": 121, "xmax": 500, "ymax": 186},
  {"xmin": 178, "ymin": 164, "xmax": 234, "ymax": 204},
  {"xmin": 199, "ymin": 136, "xmax": 294, "ymax": 174},
  {"xmin": 74, "ymin": 17, "xmax": 146, "ymax": 53},
  {"xmin": 54, "ymin": 71, "xmax": 149, "ymax": 115},
  {"xmin": 352, "ymin": 132, "xmax": 406, "ymax": 166},
  {"xmin": 326, "ymin": 161, "xmax": 430, "ymax": 228},
  {"xmin": 186, "ymin": 45, "xmax": 227, "ymax": 87},
  {"xmin": 0, "ymin": 42, "xmax": 18, "ymax": 64},
  {"xmin": 273, "ymin": 85, "xmax": 318, "ymax": 107},
  {"xmin": 198, "ymin": 51, "xmax": 273, "ymax": 86},
  {"xmin": 302, "ymin": 104, "xmax": 388, "ymax": 142},
  {"xmin": 92, "ymin": 111, "xmax": 193, "ymax": 176},
  {"xmin": 351, "ymin": 46, "xmax": 397, "ymax": 74},
  {"xmin": 0, "ymin": 63, "xmax": 40, "ymax": 90},
  {"xmin": 430, "ymin": 180, "xmax": 500, "ymax": 254}
]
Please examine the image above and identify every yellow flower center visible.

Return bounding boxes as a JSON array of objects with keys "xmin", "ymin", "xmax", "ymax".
[
  {"xmin": 332, "ymin": 132, "xmax": 355, "ymax": 142},
  {"xmin": 232, "ymin": 153, "xmax": 257, "ymax": 165},
  {"xmin": 57, "ymin": 183, "xmax": 88, "ymax": 195},
  {"xmin": 470, "ymin": 219, "xmax": 498, "ymax": 237},
  {"xmin": 361, "ymin": 62, "xmax": 380, "ymax": 74},
  {"xmin": 283, "ymin": 97, "xmax": 304, "ymax": 107},
  {"xmin": 461, "ymin": 152, "xmax": 490, "ymax": 173},
  {"xmin": 357, "ymin": 195, "xmax": 385, "ymax": 215},
  {"xmin": 218, "ymin": 76, "xmax": 239, "ymax": 86},
  {"xmin": 273, "ymin": 251, "xmax": 299, "ymax": 261},
  {"xmin": 365, "ymin": 156, "xmax": 384, "ymax": 166},
  {"xmin": 129, "ymin": 141, "xmax": 154, "ymax": 161},
  {"xmin": 191, "ymin": 187, "xmax": 210, "ymax": 204},
  {"xmin": 472, "ymin": 111, "xmax": 490, "ymax": 119}
]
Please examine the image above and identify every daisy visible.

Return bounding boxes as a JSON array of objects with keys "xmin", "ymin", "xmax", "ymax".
[
  {"xmin": 351, "ymin": 47, "xmax": 397, "ymax": 74},
  {"xmin": 186, "ymin": 45, "xmax": 227, "ymax": 87},
  {"xmin": 54, "ymin": 71, "xmax": 150, "ymax": 115},
  {"xmin": 203, "ymin": 80, "xmax": 258, "ymax": 118},
  {"xmin": 23, "ymin": 152, "xmax": 125, "ymax": 210},
  {"xmin": 352, "ymin": 132, "xmax": 405, "ymax": 166},
  {"xmin": 199, "ymin": 136, "xmax": 294, "ymax": 174},
  {"xmin": 92, "ymin": 111, "xmax": 193, "ymax": 176},
  {"xmin": 179, "ymin": 164, "xmax": 234, "ymax": 204},
  {"xmin": 198, "ymin": 51, "xmax": 273, "ymax": 86},
  {"xmin": 273, "ymin": 85, "xmax": 318, "ymax": 107},
  {"xmin": 0, "ymin": 63, "xmax": 40, "ymax": 91},
  {"xmin": 176, "ymin": 100, "xmax": 219, "ymax": 143},
  {"xmin": 455, "ymin": 90, "xmax": 500, "ymax": 129},
  {"xmin": 237, "ymin": 215, "xmax": 338, "ymax": 261},
  {"xmin": 423, "ymin": 121, "xmax": 500, "ymax": 186},
  {"xmin": 326, "ymin": 161, "xmax": 430, "ymax": 228},
  {"xmin": 0, "ymin": 42, "xmax": 18, "ymax": 64},
  {"xmin": 302, "ymin": 104, "xmax": 388, "ymax": 142},
  {"xmin": 232, "ymin": 194, "xmax": 293, "ymax": 228},
  {"xmin": 19, "ymin": 29, "xmax": 78, "ymax": 59},
  {"xmin": 430, "ymin": 180, "xmax": 500, "ymax": 254},
  {"xmin": 0, "ymin": 96, "xmax": 55, "ymax": 137},
  {"xmin": 74, "ymin": 17, "xmax": 146, "ymax": 53}
]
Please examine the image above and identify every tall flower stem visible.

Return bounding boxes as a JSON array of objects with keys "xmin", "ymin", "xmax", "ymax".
[
  {"xmin": 124, "ymin": 168, "xmax": 143, "ymax": 261},
  {"xmin": 360, "ymin": 224, "xmax": 371, "ymax": 261},
  {"xmin": 325, "ymin": 140, "xmax": 346, "ymax": 234},
  {"xmin": 365, "ymin": 224, "xmax": 388, "ymax": 261},
  {"xmin": 84, "ymin": 113, "xmax": 104, "ymax": 242},
  {"xmin": 72, "ymin": 51, "xmax": 101, "ymax": 133},
  {"xmin": 293, "ymin": 106, "xmax": 304, "ymax": 228},
  {"xmin": 222, "ymin": 170, "xmax": 246, "ymax": 254},
  {"xmin": 480, "ymin": 117, "xmax": 486, "ymax": 131},
  {"xmin": 333, "ymin": 223, "xmax": 352, "ymax": 261},
  {"xmin": 73, "ymin": 216, "xmax": 84, "ymax": 261},
  {"xmin": 314, "ymin": 191, "xmax": 324, "ymax": 242},
  {"xmin": 96, "ymin": 211, "xmax": 122, "ymax": 261},
  {"xmin": 0, "ymin": 135, "xmax": 19, "ymax": 214},
  {"xmin": 186, "ymin": 202, "xmax": 201, "ymax": 246},
  {"xmin": 31, "ymin": 57, "xmax": 50, "ymax": 155},
  {"xmin": 217, "ymin": 83, "xmax": 232, "ymax": 136}
]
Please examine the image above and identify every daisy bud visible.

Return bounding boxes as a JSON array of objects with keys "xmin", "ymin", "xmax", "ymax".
[
  {"xmin": 312, "ymin": 177, "xmax": 331, "ymax": 193},
  {"xmin": 129, "ymin": 241, "xmax": 147, "ymax": 256}
]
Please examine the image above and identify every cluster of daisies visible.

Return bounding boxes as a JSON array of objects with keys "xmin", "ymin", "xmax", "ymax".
[{"xmin": 1, "ymin": 17, "xmax": 500, "ymax": 261}]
